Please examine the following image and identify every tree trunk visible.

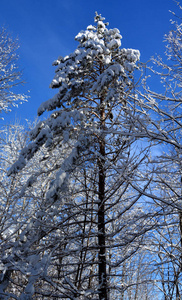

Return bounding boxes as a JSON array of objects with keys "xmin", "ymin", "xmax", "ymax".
[
  {"xmin": 98, "ymin": 98, "xmax": 108, "ymax": 300},
  {"xmin": 179, "ymin": 211, "xmax": 182, "ymax": 272}
]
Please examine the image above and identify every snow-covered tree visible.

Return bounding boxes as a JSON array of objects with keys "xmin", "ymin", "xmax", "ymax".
[
  {"xmin": 0, "ymin": 28, "xmax": 27, "ymax": 115},
  {"xmin": 136, "ymin": 3, "xmax": 182, "ymax": 298},
  {"xmin": 0, "ymin": 120, "xmax": 70, "ymax": 298},
  {"xmin": 5, "ymin": 13, "xmax": 156, "ymax": 299},
  {"xmin": 0, "ymin": 123, "xmax": 33, "ymax": 297}
]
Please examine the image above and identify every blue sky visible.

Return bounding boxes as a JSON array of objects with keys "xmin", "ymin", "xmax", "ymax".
[{"xmin": 0, "ymin": 0, "xmax": 179, "ymax": 124}]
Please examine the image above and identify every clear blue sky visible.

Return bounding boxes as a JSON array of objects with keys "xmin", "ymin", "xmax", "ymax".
[{"xmin": 0, "ymin": 0, "xmax": 179, "ymax": 123}]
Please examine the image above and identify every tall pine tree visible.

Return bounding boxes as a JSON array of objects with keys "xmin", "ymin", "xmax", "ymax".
[{"xmin": 6, "ymin": 13, "xmax": 152, "ymax": 299}]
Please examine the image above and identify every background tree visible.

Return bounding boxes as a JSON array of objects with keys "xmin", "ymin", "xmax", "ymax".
[
  {"xmin": 0, "ymin": 120, "xmax": 72, "ymax": 298},
  {"xmin": 0, "ymin": 28, "xmax": 27, "ymax": 115},
  {"xmin": 0, "ymin": 26, "xmax": 29, "ymax": 299},
  {"xmin": 136, "ymin": 3, "xmax": 182, "ymax": 298}
]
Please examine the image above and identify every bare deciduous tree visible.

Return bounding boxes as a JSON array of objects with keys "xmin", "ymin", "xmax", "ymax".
[{"xmin": 0, "ymin": 28, "xmax": 27, "ymax": 115}]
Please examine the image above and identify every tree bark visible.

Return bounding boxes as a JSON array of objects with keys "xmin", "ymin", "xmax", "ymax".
[{"xmin": 98, "ymin": 98, "xmax": 108, "ymax": 300}]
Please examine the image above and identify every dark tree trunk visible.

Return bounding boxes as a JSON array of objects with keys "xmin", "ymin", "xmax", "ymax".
[
  {"xmin": 179, "ymin": 211, "xmax": 182, "ymax": 272},
  {"xmin": 98, "ymin": 98, "xmax": 108, "ymax": 300}
]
